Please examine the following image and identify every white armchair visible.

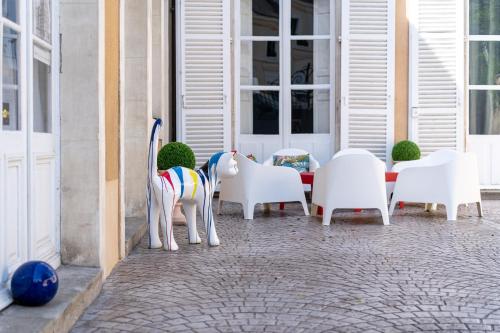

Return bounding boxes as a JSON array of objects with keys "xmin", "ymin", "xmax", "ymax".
[
  {"xmin": 311, "ymin": 151, "xmax": 389, "ymax": 226},
  {"xmin": 263, "ymin": 148, "xmax": 320, "ymax": 171},
  {"xmin": 389, "ymin": 150, "xmax": 483, "ymax": 220},
  {"xmin": 218, "ymin": 153, "xmax": 309, "ymax": 219}
]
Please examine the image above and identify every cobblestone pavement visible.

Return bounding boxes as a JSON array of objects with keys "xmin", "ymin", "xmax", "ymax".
[{"xmin": 73, "ymin": 200, "xmax": 500, "ymax": 333}]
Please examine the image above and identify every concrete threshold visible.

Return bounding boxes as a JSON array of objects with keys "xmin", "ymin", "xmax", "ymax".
[
  {"xmin": 0, "ymin": 266, "xmax": 102, "ymax": 333},
  {"xmin": 125, "ymin": 216, "xmax": 147, "ymax": 256}
]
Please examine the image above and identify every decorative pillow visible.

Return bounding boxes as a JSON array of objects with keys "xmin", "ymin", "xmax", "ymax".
[
  {"xmin": 273, "ymin": 154, "xmax": 310, "ymax": 173},
  {"xmin": 246, "ymin": 154, "xmax": 257, "ymax": 163}
]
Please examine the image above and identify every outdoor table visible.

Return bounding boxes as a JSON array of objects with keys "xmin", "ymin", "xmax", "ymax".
[{"xmin": 279, "ymin": 171, "xmax": 403, "ymax": 214}]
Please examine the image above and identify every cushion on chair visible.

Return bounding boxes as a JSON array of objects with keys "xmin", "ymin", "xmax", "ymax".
[
  {"xmin": 273, "ymin": 154, "xmax": 310, "ymax": 173},
  {"xmin": 246, "ymin": 154, "xmax": 257, "ymax": 163}
]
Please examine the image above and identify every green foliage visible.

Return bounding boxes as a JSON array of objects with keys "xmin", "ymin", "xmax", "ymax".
[
  {"xmin": 392, "ymin": 140, "xmax": 421, "ymax": 162},
  {"xmin": 157, "ymin": 142, "xmax": 196, "ymax": 170}
]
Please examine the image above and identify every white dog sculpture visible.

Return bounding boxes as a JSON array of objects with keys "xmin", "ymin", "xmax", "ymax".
[{"xmin": 147, "ymin": 119, "xmax": 238, "ymax": 251}]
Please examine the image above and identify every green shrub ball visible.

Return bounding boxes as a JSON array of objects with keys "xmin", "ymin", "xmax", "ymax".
[
  {"xmin": 157, "ymin": 142, "xmax": 196, "ymax": 170},
  {"xmin": 392, "ymin": 140, "xmax": 421, "ymax": 162}
]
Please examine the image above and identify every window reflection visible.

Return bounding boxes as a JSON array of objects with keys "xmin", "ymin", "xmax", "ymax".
[
  {"xmin": 470, "ymin": 0, "xmax": 500, "ymax": 35},
  {"xmin": 470, "ymin": 90, "xmax": 500, "ymax": 135},
  {"xmin": 241, "ymin": 0, "xmax": 279, "ymax": 36},
  {"xmin": 241, "ymin": 90, "xmax": 279, "ymax": 135},
  {"xmin": 2, "ymin": 27, "xmax": 19, "ymax": 131}
]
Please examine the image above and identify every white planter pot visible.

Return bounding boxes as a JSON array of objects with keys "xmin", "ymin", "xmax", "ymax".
[{"xmin": 173, "ymin": 202, "xmax": 186, "ymax": 225}]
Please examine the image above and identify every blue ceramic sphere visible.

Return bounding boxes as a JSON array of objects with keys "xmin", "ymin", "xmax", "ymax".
[{"xmin": 11, "ymin": 261, "xmax": 59, "ymax": 306}]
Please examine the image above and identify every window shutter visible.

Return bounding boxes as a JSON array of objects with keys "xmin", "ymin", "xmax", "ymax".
[
  {"xmin": 409, "ymin": 0, "xmax": 464, "ymax": 155},
  {"xmin": 341, "ymin": 0, "xmax": 395, "ymax": 164},
  {"xmin": 178, "ymin": 0, "xmax": 231, "ymax": 166}
]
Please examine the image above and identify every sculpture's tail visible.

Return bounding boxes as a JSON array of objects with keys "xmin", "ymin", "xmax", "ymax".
[{"xmin": 146, "ymin": 118, "xmax": 162, "ymax": 247}]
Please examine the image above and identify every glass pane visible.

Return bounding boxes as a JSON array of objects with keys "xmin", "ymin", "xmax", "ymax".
[
  {"xmin": 291, "ymin": 40, "xmax": 329, "ymax": 84},
  {"xmin": 469, "ymin": 41, "xmax": 500, "ymax": 86},
  {"xmin": 33, "ymin": 57, "xmax": 52, "ymax": 133},
  {"xmin": 470, "ymin": 0, "xmax": 500, "ymax": 35},
  {"xmin": 2, "ymin": 27, "xmax": 19, "ymax": 131},
  {"xmin": 291, "ymin": 90, "xmax": 329, "ymax": 134},
  {"xmin": 470, "ymin": 90, "xmax": 500, "ymax": 135},
  {"xmin": 2, "ymin": 0, "xmax": 17, "ymax": 22},
  {"xmin": 291, "ymin": 0, "xmax": 330, "ymax": 35},
  {"xmin": 33, "ymin": 0, "xmax": 52, "ymax": 42},
  {"xmin": 241, "ymin": 41, "xmax": 280, "ymax": 86},
  {"xmin": 241, "ymin": 90, "xmax": 279, "ymax": 135},
  {"xmin": 241, "ymin": 0, "xmax": 279, "ymax": 36}
]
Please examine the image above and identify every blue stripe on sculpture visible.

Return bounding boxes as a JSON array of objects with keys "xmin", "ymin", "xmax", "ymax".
[{"xmin": 172, "ymin": 166, "xmax": 184, "ymax": 197}]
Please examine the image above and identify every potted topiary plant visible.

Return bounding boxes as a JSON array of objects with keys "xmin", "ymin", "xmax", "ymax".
[
  {"xmin": 157, "ymin": 142, "xmax": 196, "ymax": 225},
  {"xmin": 391, "ymin": 140, "xmax": 421, "ymax": 163}
]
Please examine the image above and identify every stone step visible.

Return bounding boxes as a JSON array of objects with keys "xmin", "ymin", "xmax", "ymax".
[{"xmin": 0, "ymin": 266, "xmax": 102, "ymax": 333}]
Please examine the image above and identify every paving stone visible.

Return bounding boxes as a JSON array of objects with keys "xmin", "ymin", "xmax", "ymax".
[{"xmin": 73, "ymin": 200, "xmax": 500, "ymax": 332}]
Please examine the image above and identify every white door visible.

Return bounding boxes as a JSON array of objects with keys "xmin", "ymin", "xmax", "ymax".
[
  {"xmin": 467, "ymin": 0, "xmax": 500, "ymax": 189},
  {"xmin": 177, "ymin": 0, "xmax": 231, "ymax": 167},
  {"xmin": 340, "ymin": 0, "xmax": 395, "ymax": 166},
  {"xmin": 236, "ymin": 0, "xmax": 335, "ymax": 165},
  {"xmin": 408, "ymin": 0, "xmax": 464, "ymax": 155},
  {"xmin": 0, "ymin": 1, "xmax": 29, "ymax": 309},
  {"xmin": 0, "ymin": 0, "xmax": 60, "ymax": 310}
]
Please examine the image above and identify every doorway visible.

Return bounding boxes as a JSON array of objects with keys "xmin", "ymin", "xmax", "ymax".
[{"xmin": 235, "ymin": 0, "xmax": 336, "ymax": 164}]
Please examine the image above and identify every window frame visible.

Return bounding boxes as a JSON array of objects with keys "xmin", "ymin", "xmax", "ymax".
[
  {"xmin": 467, "ymin": 0, "xmax": 500, "ymax": 136},
  {"xmin": 235, "ymin": 0, "xmax": 335, "ymax": 143}
]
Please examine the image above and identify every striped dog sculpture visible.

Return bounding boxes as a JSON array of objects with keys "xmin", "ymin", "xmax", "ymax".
[{"xmin": 147, "ymin": 119, "xmax": 238, "ymax": 251}]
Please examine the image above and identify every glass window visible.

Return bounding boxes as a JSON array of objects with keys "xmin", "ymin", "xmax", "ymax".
[
  {"xmin": 2, "ymin": 27, "xmax": 19, "ymax": 131},
  {"xmin": 291, "ymin": 40, "xmax": 329, "ymax": 84},
  {"xmin": 241, "ymin": 41, "xmax": 280, "ymax": 86},
  {"xmin": 291, "ymin": 90, "xmax": 329, "ymax": 133},
  {"xmin": 241, "ymin": 90, "xmax": 279, "ymax": 134},
  {"xmin": 470, "ymin": 90, "xmax": 500, "ymax": 135},
  {"xmin": 470, "ymin": 41, "xmax": 500, "ymax": 86},
  {"xmin": 2, "ymin": 0, "xmax": 17, "ymax": 23},
  {"xmin": 291, "ymin": 0, "xmax": 329, "ymax": 35},
  {"xmin": 33, "ymin": 51, "xmax": 51, "ymax": 133},
  {"xmin": 241, "ymin": 0, "xmax": 279, "ymax": 36},
  {"xmin": 33, "ymin": 0, "xmax": 52, "ymax": 42},
  {"xmin": 470, "ymin": 0, "xmax": 500, "ymax": 35}
]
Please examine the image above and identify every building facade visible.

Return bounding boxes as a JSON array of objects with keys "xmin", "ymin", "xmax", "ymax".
[
  {"xmin": 173, "ymin": 0, "xmax": 499, "ymax": 188},
  {"xmin": 0, "ymin": 0, "xmax": 499, "ymax": 312}
]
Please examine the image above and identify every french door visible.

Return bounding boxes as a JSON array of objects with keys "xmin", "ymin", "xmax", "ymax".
[
  {"xmin": 0, "ymin": 0, "xmax": 60, "ymax": 310},
  {"xmin": 467, "ymin": 0, "xmax": 500, "ymax": 188},
  {"xmin": 236, "ymin": 0, "xmax": 335, "ymax": 165}
]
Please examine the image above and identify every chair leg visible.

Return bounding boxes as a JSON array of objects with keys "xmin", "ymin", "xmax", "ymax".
[
  {"xmin": 279, "ymin": 202, "xmax": 285, "ymax": 210},
  {"xmin": 446, "ymin": 204, "xmax": 458, "ymax": 221},
  {"xmin": 380, "ymin": 207, "xmax": 390, "ymax": 226},
  {"xmin": 424, "ymin": 203, "xmax": 431, "ymax": 212},
  {"xmin": 243, "ymin": 202, "xmax": 255, "ymax": 220},
  {"xmin": 322, "ymin": 208, "xmax": 333, "ymax": 226},
  {"xmin": 389, "ymin": 199, "xmax": 398, "ymax": 216},
  {"xmin": 311, "ymin": 204, "xmax": 318, "ymax": 217},
  {"xmin": 301, "ymin": 200, "xmax": 309, "ymax": 216},
  {"xmin": 217, "ymin": 200, "xmax": 223, "ymax": 215},
  {"xmin": 477, "ymin": 201, "xmax": 483, "ymax": 217}
]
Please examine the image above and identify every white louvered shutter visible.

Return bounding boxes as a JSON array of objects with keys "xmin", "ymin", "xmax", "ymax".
[
  {"xmin": 340, "ymin": 0, "xmax": 395, "ymax": 164},
  {"xmin": 408, "ymin": 0, "xmax": 464, "ymax": 155},
  {"xmin": 178, "ymin": 0, "xmax": 231, "ymax": 166}
]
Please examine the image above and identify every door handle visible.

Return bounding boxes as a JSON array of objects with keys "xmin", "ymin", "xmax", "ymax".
[{"xmin": 411, "ymin": 107, "xmax": 419, "ymax": 118}]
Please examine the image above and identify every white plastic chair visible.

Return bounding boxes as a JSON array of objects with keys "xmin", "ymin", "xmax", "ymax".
[
  {"xmin": 218, "ymin": 153, "xmax": 309, "ymax": 219},
  {"xmin": 311, "ymin": 152, "xmax": 390, "ymax": 226},
  {"xmin": 263, "ymin": 148, "xmax": 320, "ymax": 171},
  {"xmin": 389, "ymin": 150, "xmax": 483, "ymax": 220},
  {"xmin": 332, "ymin": 148, "xmax": 377, "ymax": 160}
]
